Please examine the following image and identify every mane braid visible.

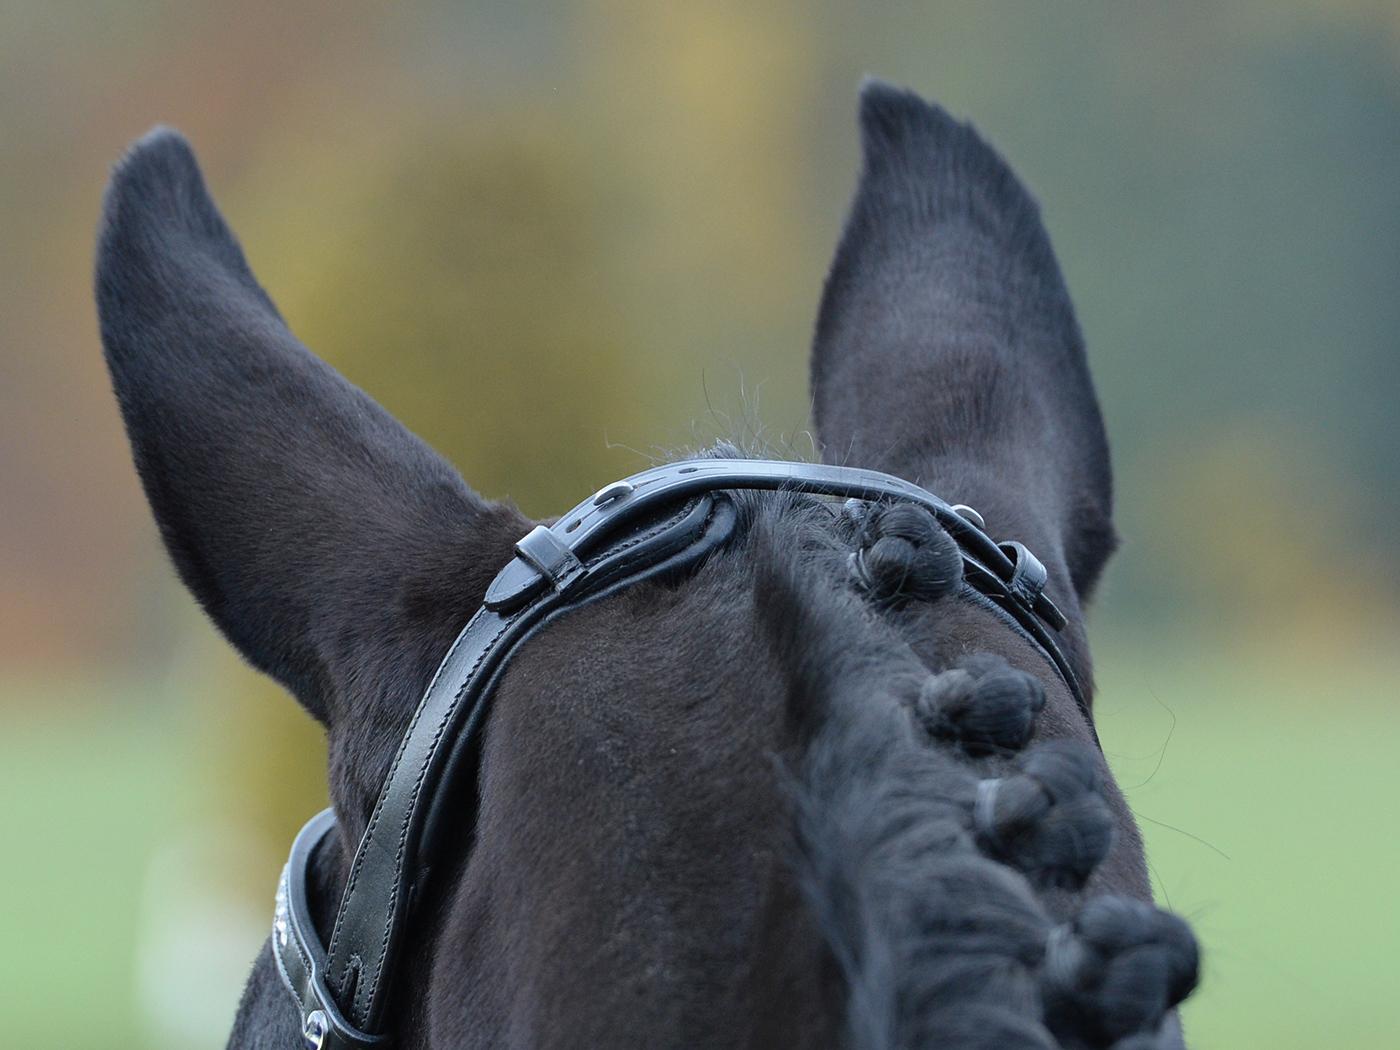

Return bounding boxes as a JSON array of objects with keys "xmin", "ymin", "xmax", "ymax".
[{"xmin": 751, "ymin": 505, "xmax": 1063, "ymax": 1049}]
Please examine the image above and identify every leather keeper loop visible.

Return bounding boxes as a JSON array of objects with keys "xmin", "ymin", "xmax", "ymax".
[
  {"xmin": 1000, "ymin": 540, "xmax": 1046, "ymax": 603},
  {"xmin": 514, "ymin": 525, "xmax": 585, "ymax": 590},
  {"xmin": 998, "ymin": 540, "xmax": 1067, "ymax": 631}
]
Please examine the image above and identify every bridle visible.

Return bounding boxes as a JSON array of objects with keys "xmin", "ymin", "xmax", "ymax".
[{"xmin": 271, "ymin": 458, "xmax": 1089, "ymax": 1049}]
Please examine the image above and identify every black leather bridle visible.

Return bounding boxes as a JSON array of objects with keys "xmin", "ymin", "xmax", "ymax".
[{"xmin": 271, "ymin": 458, "xmax": 1088, "ymax": 1049}]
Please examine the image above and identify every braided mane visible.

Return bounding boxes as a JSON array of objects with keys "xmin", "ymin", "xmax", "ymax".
[{"xmin": 737, "ymin": 492, "xmax": 1195, "ymax": 1048}]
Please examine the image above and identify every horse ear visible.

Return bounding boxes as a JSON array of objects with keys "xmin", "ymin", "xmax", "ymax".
[
  {"xmin": 810, "ymin": 82, "xmax": 1116, "ymax": 602},
  {"xmin": 95, "ymin": 128, "xmax": 529, "ymax": 726}
]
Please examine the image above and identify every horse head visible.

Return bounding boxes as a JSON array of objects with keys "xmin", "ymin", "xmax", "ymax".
[{"xmin": 96, "ymin": 80, "xmax": 1197, "ymax": 1049}]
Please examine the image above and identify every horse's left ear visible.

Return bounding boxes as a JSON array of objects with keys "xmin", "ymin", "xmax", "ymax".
[{"xmin": 95, "ymin": 127, "xmax": 529, "ymax": 727}]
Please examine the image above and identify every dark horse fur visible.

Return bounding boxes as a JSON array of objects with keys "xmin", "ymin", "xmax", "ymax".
[{"xmin": 96, "ymin": 81, "xmax": 1198, "ymax": 1049}]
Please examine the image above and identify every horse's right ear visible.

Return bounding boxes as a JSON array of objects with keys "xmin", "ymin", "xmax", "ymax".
[
  {"xmin": 809, "ymin": 82, "xmax": 1117, "ymax": 604},
  {"xmin": 95, "ymin": 128, "xmax": 529, "ymax": 727}
]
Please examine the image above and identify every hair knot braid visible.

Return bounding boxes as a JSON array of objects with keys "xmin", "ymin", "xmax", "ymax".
[
  {"xmin": 848, "ymin": 502, "xmax": 963, "ymax": 605},
  {"xmin": 971, "ymin": 741, "xmax": 1114, "ymax": 890},
  {"xmin": 1042, "ymin": 896, "xmax": 1200, "ymax": 1046},
  {"xmin": 914, "ymin": 654, "xmax": 1046, "ymax": 755}
]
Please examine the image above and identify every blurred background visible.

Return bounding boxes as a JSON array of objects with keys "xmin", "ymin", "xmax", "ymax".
[{"xmin": 3, "ymin": 1, "xmax": 1398, "ymax": 1046}]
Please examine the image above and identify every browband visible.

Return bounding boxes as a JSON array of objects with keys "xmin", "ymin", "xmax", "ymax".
[{"xmin": 272, "ymin": 459, "xmax": 1089, "ymax": 1048}]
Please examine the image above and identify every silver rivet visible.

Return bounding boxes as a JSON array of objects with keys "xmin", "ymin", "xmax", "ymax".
[
  {"xmin": 951, "ymin": 504, "xmax": 986, "ymax": 531},
  {"xmin": 591, "ymin": 481, "xmax": 634, "ymax": 506},
  {"xmin": 302, "ymin": 1010, "xmax": 329, "ymax": 1050}
]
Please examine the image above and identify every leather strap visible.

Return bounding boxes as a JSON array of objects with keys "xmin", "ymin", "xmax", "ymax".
[
  {"xmin": 273, "ymin": 458, "xmax": 1091, "ymax": 1047},
  {"xmin": 480, "ymin": 459, "xmax": 1083, "ymax": 712},
  {"xmin": 276, "ymin": 492, "xmax": 736, "ymax": 1048},
  {"xmin": 484, "ymin": 460, "xmax": 1067, "ymax": 627},
  {"xmin": 273, "ymin": 810, "xmax": 384, "ymax": 1048}
]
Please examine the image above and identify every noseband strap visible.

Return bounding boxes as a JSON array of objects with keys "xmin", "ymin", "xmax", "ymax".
[{"xmin": 273, "ymin": 459, "xmax": 1089, "ymax": 1048}]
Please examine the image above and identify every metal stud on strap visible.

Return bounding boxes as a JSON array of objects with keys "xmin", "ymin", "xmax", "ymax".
[
  {"xmin": 302, "ymin": 1010, "xmax": 329, "ymax": 1050},
  {"xmin": 951, "ymin": 503, "xmax": 986, "ymax": 530}
]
